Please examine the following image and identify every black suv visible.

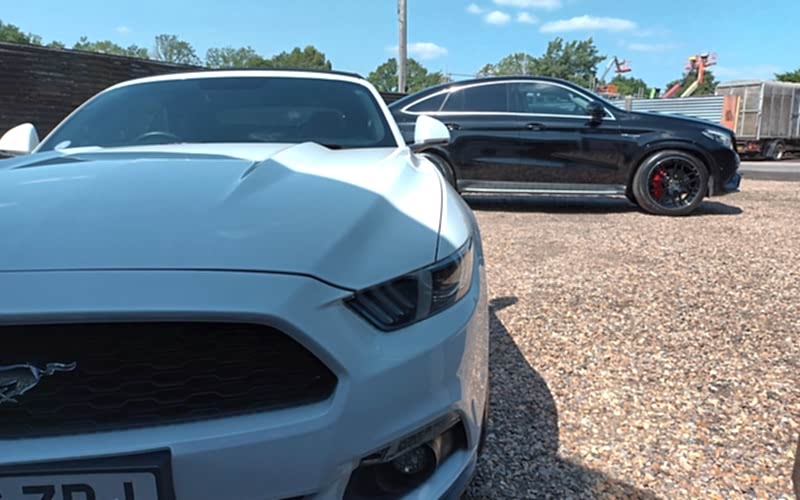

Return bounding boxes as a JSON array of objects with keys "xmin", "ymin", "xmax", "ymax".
[{"xmin": 390, "ymin": 76, "xmax": 742, "ymax": 216}]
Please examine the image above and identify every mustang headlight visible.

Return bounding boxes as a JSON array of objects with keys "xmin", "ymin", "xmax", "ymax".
[
  {"xmin": 347, "ymin": 239, "xmax": 474, "ymax": 331},
  {"xmin": 702, "ymin": 129, "xmax": 734, "ymax": 149}
]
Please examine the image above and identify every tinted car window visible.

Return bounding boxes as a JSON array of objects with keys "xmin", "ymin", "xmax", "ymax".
[
  {"xmin": 406, "ymin": 93, "xmax": 446, "ymax": 113},
  {"xmin": 442, "ymin": 83, "xmax": 510, "ymax": 112},
  {"xmin": 39, "ymin": 77, "xmax": 397, "ymax": 151},
  {"xmin": 513, "ymin": 82, "xmax": 592, "ymax": 116}
]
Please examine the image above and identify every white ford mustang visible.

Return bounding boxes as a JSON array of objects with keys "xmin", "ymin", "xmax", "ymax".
[{"xmin": 0, "ymin": 70, "xmax": 489, "ymax": 500}]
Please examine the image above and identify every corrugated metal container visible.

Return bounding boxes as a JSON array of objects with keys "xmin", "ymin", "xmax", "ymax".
[
  {"xmin": 610, "ymin": 96, "xmax": 726, "ymax": 124},
  {"xmin": 716, "ymin": 80, "xmax": 800, "ymax": 140}
]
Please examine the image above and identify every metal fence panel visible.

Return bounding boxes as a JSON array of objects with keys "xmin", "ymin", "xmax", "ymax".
[{"xmin": 610, "ymin": 96, "xmax": 726, "ymax": 124}]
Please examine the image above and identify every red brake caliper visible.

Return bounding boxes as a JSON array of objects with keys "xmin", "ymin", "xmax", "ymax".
[{"xmin": 651, "ymin": 169, "xmax": 665, "ymax": 199}]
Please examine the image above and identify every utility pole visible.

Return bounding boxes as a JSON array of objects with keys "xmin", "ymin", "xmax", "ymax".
[{"xmin": 398, "ymin": 0, "xmax": 407, "ymax": 93}]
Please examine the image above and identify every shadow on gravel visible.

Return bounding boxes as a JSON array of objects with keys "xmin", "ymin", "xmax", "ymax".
[
  {"xmin": 464, "ymin": 195, "xmax": 742, "ymax": 217},
  {"xmin": 692, "ymin": 201, "xmax": 744, "ymax": 216},
  {"xmin": 465, "ymin": 296, "xmax": 661, "ymax": 499}
]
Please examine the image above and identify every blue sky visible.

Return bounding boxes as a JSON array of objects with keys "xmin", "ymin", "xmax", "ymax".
[{"xmin": 3, "ymin": 0, "xmax": 793, "ymax": 88}]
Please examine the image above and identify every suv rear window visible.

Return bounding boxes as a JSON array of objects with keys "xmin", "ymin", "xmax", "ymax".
[
  {"xmin": 513, "ymin": 82, "xmax": 592, "ymax": 116},
  {"xmin": 442, "ymin": 84, "xmax": 510, "ymax": 113},
  {"xmin": 406, "ymin": 93, "xmax": 446, "ymax": 113}
]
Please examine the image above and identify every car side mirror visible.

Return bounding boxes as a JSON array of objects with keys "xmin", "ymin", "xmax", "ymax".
[
  {"xmin": 587, "ymin": 101, "xmax": 605, "ymax": 124},
  {"xmin": 411, "ymin": 115, "xmax": 450, "ymax": 153},
  {"xmin": 0, "ymin": 123, "xmax": 39, "ymax": 156}
]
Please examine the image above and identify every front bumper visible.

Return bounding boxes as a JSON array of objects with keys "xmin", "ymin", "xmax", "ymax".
[
  {"xmin": 0, "ymin": 269, "xmax": 489, "ymax": 499},
  {"xmin": 721, "ymin": 172, "xmax": 742, "ymax": 194},
  {"xmin": 708, "ymin": 147, "xmax": 742, "ymax": 196}
]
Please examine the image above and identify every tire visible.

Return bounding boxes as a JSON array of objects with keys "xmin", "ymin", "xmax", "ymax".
[
  {"xmin": 422, "ymin": 152, "xmax": 457, "ymax": 190},
  {"xmin": 632, "ymin": 150, "xmax": 709, "ymax": 216},
  {"xmin": 767, "ymin": 140, "xmax": 786, "ymax": 161}
]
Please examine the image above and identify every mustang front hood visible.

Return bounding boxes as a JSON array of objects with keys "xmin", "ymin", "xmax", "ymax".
[{"xmin": 0, "ymin": 143, "xmax": 443, "ymax": 290}]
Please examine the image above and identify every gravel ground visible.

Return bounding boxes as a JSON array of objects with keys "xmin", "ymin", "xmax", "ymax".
[{"xmin": 464, "ymin": 179, "xmax": 800, "ymax": 499}]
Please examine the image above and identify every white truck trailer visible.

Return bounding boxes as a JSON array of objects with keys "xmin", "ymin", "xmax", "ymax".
[{"xmin": 716, "ymin": 80, "xmax": 800, "ymax": 160}]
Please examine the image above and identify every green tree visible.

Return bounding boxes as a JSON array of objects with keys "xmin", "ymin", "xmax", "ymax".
[
  {"xmin": 264, "ymin": 46, "xmax": 332, "ymax": 71},
  {"xmin": 776, "ymin": 68, "xmax": 800, "ymax": 83},
  {"xmin": 0, "ymin": 20, "xmax": 42, "ymax": 45},
  {"xmin": 206, "ymin": 46, "xmax": 267, "ymax": 68},
  {"xmin": 478, "ymin": 38, "xmax": 605, "ymax": 88},
  {"xmin": 152, "ymin": 34, "xmax": 200, "ymax": 65},
  {"xmin": 46, "ymin": 40, "xmax": 66, "ymax": 49},
  {"xmin": 532, "ymin": 38, "xmax": 605, "ymax": 88},
  {"xmin": 609, "ymin": 75, "xmax": 649, "ymax": 97},
  {"xmin": 665, "ymin": 70, "xmax": 719, "ymax": 96},
  {"xmin": 73, "ymin": 36, "xmax": 149, "ymax": 59},
  {"xmin": 368, "ymin": 58, "xmax": 445, "ymax": 93},
  {"xmin": 478, "ymin": 53, "xmax": 538, "ymax": 77}
]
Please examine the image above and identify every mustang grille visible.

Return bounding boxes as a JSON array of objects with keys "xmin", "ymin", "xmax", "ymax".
[{"xmin": 0, "ymin": 322, "xmax": 337, "ymax": 439}]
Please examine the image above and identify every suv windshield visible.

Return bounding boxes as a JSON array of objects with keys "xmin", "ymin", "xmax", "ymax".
[{"xmin": 38, "ymin": 76, "xmax": 397, "ymax": 151}]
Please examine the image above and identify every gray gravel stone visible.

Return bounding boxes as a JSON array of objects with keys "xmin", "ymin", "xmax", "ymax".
[{"xmin": 464, "ymin": 180, "xmax": 800, "ymax": 499}]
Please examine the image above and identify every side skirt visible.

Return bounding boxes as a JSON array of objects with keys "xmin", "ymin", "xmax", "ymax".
[{"xmin": 459, "ymin": 180, "xmax": 627, "ymax": 196}]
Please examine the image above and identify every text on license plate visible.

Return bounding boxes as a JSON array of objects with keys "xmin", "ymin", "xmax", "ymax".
[{"xmin": 0, "ymin": 472, "xmax": 158, "ymax": 500}]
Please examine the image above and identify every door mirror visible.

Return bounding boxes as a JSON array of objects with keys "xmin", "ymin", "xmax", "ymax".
[
  {"xmin": 587, "ymin": 101, "xmax": 606, "ymax": 124},
  {"xmin": 411, "ymin": 115, "xmax": 450, "ymax": 153},
  {"xmin": 0, "ymin": 123, "xmax": 39, "ymax": 156}
]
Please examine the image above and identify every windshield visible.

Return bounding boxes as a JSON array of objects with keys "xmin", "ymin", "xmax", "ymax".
[{"xmin": 38, "ymin": 76, "xmax": 397, "ymax": 151}]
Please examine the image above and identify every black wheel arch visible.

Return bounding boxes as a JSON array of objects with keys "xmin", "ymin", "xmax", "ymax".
[
  {"xmin": 421, "ymin": 147, "xmax": 458, "ymax": 183},
  {"xmin": 422, "ymin": 145, "xmax": 456, "ymax": 167}
]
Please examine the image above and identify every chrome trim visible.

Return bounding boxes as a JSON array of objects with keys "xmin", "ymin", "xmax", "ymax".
[
  {"xmin": 416, "ymin": 111, "xmax": 612, "ymax": 120},
  {"xmin": 459, "ymin": 181, "xmax": 626, "ymax": 196},
  {"xmin": 463, "ymin": 187, "xmax": 625, "ymax": 195},
  {"xmin": 400, "ymin": 79, "xmax": 617, "ymax": 121},
  {"xmin": 400, "ymin": 88, "xmax": 452, "ymax": 114}
]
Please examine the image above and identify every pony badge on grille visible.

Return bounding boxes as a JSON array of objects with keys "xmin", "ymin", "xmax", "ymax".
[{"xmin": 0, "ymin": 363, "xmax": 77, "ymax": 406}]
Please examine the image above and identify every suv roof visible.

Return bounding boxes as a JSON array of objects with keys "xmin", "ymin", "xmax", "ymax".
[{"xmin": 390, "ymin": 75, "xmax": 591, "ymax": 109}]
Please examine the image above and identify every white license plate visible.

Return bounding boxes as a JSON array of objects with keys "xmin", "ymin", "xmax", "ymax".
[{"xmin": 0, "ymin": 472, "xmax": 158, "ymax": 500}]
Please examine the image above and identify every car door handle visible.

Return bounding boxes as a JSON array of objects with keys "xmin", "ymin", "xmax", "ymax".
[
  {"xmin": 445, "ymin": 123, "xmax": 461, "ymax": 131},
  {"xmin": 525, "ymin": 123, "xmax": 545, "ymax": 131}
]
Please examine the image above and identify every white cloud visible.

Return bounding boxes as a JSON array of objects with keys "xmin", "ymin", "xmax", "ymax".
[
  {"xmin": 387, "ymin": 42, "xmax": 449, "ymax": 60},
  {"xmin": 409, "ymin": 42, "xmax": 449, "ymax": 60},
  {"xmin": 540, "ymin": 15, "xmax": 637, "ymax": 33},
  {"xmin": 493, "ymin": 0, "xmax": 561, "ymax": 10},
  {"xmin": 714, "ymin": 64, "xmax": 782, "ymax": 81},
  {"xmin": 627, "ymin": 42, "xmax": 677, "ymax": 52},
  {"xmin": 116, "ymin": 26, "xmax": 132, "ymax": 34},
  {"xmin": 517, "ymin": 12, "xmax": 538, "ymax": 24},
  {"xmin": 485, "ymin": 10, "xmax": 512, "ymax": 25},
  {"xmin": 467, "ymin": 3, "xmax": 484, "ymax": 14}
]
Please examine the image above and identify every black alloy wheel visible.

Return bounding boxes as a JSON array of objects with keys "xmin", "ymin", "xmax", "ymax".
[{"xmin": 632, "ymin": 150, "xmax": 709, "ymax": 216}]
